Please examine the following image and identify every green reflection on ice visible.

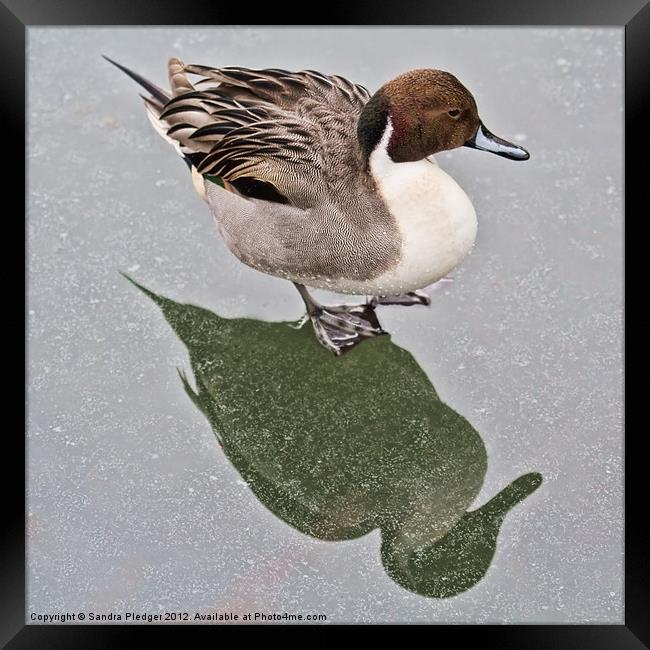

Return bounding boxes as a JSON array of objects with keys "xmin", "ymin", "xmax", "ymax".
[{"xmin": 128, "ymin": 275, "xmax": 542, "ymax": 598}]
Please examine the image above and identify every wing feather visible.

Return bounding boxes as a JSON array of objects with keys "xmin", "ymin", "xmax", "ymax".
[{"xmin": 145, "ymin": 59, "xmax": 370, "ymax": 206}]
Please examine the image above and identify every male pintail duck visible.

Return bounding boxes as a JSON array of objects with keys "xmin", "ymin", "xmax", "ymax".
[{"xmin": 107, "ymin": 57, "xmax": 529, "ymax": 355}]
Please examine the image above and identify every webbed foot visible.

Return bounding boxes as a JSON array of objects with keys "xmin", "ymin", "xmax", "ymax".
[
  {"xmin": 293, "ymin": 283, "xmax": 386, "ymax": 355},
  {"xmin": 370, "ymin": 289, "xmax": 432, "ymax": 307},
  {"xmin": 310, "ymin": 303, "xmax": 385, "ymax": 355}
]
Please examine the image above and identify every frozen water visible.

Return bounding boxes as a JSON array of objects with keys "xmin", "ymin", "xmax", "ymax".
[{"xmin": 27, "ymin": 27, "xmax": 623, "ymax": 623}]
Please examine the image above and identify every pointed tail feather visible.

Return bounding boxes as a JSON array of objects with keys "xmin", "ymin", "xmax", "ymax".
[
  {"xmin": 102, "ymin": 55, "xmax": 170, "ymax": 105},
  {"xmin": 106, "ymin": 55, "xmax": 234, "ymax": 202},
  {"xmin": 105, "ymin": 55, "xmax": 212, "ymax": 195}
]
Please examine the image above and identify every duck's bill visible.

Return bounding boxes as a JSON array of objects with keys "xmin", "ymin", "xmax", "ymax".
[{"xmin": 464, "ymin": 122, "xmax": 530, "ymax": 161}]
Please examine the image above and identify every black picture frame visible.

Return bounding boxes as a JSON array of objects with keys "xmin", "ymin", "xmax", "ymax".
[{"xmin": 7, "ymin": 1, "xmax": 642, "ymax": 645}]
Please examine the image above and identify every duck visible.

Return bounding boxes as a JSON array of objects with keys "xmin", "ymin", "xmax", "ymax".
[{"xmin": 106, "ymin": 56, "xmax": 529, "ymax": 355}]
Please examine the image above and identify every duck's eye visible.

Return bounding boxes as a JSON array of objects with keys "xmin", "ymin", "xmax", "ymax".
[{"xmin": 448, "ymin": 109, "xmax": 461, "ymax": 118}]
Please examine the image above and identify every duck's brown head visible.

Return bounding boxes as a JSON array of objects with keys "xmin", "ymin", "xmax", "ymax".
[{"xmin": 358, "ymin": 68, "xmax": 529, "ymax": 163}]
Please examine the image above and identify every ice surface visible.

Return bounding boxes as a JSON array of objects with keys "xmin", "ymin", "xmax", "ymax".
[{"xmin": 27, "ymin": 27, "xmax": 623, "ymax": 623}]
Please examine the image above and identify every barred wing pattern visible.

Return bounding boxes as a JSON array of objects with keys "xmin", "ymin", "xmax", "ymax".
[{"xmin": 153, "ymin": 62, "xmax": 371, "ymax": 208}]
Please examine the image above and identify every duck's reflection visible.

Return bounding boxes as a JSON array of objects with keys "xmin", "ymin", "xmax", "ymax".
[{"xmin": 130, "ymin": 276, "xmax": 542, "ymax": 598}]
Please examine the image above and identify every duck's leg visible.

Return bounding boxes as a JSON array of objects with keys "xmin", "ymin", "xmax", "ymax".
[{"xmin": 293, "ymin": 283, "xmax": 385, "ymax": 355}]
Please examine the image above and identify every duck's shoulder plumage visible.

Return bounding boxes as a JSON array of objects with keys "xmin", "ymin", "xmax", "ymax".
[{"xmin": 146, "ymin": 61, "xmax": 372, "ymax": 208}]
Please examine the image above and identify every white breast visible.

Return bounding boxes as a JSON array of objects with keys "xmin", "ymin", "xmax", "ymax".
[{"xmin": 364, "ymin": 120, "xmax": 477, "ymax": 295}]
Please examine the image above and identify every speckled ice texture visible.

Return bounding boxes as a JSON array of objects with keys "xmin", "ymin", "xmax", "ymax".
[{"xmin": 27, "ymin": 28, "xmax": 623, "ymax": 623}]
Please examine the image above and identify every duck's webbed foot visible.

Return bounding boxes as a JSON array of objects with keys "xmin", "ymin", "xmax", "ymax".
[
  {"xmin": 369, "ymin": 289, "xmax": 432, "ymax": 307},
  {"xmin": 311, "ymin": 303, "xmax": 385, "ymax": 355},
  {"xmin": 293, "ymin": 283, "xmax": 386, "ymax": 355}
]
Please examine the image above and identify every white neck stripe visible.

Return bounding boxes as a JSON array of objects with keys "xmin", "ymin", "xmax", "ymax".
[{"xmin": 369, "ymin": 117, "xmax": 395, "ymax": 178}]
